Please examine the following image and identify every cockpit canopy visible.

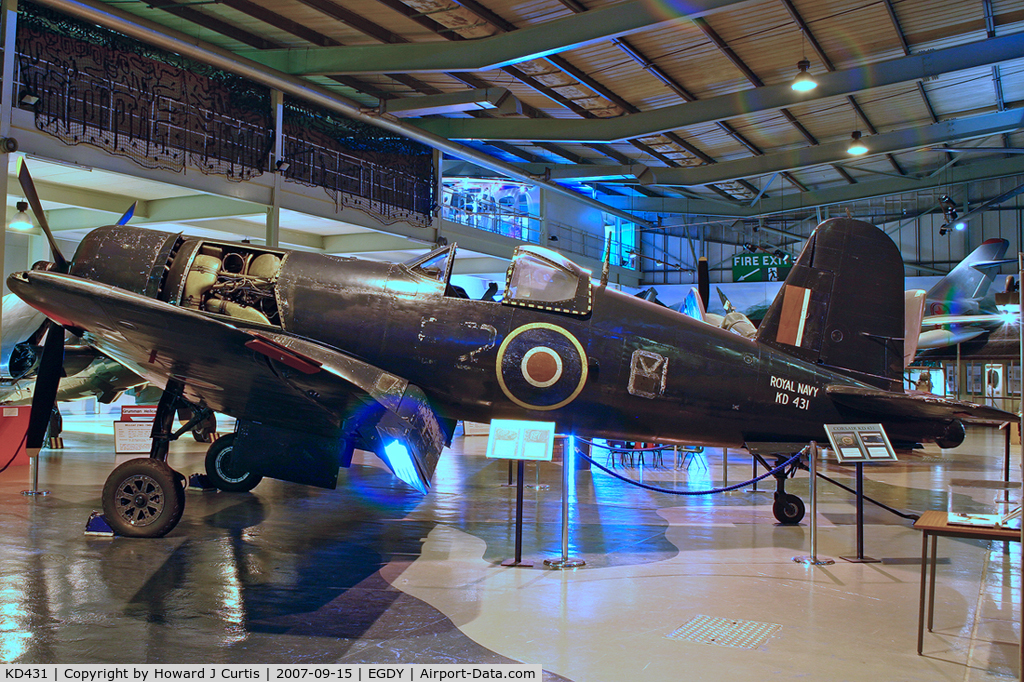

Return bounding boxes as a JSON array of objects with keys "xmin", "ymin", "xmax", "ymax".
[{"xmin": 503, "ymin": 245, "xmax": 592, "ymax": 316}]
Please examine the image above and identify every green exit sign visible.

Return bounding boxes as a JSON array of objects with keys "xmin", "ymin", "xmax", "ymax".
[{"xmin": 732, "ymin": 253, "xmax": 792, "ymax": 282}]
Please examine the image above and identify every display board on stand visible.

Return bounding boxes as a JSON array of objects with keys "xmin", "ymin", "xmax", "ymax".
[
  {"xmin": 824, "ymin": 423, "xmax": 896, "ymax": 563},
  {"xmin": 114, "ymin": 405, "xmax": 158, "ymax": 454},
  {"xmin": 486, "ymin": 419, "xmax": 556, "ymax": 568},
  {"xmin": 825, "ymin": 423, "xmax": 898, "ymax": 463}
]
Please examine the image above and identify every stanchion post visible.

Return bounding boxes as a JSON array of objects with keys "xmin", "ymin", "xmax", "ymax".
[
  {"xmin": 545, "ymin": 435, "xmax": 585, "ymax": 569},
  {"xmin": 1003, "ymin": 421, "xmax": 1011, "ymax": 484},
  {"xmin": 723, "ymin": 451, "xmax": 728, "ymax": 487},
  {"xmin": 795, "ymin": 441, "xmax": 833, "ymax": 566},
  {"xmin": 21, "ymin": 449, "xmax": 50, "ymax": 497}
]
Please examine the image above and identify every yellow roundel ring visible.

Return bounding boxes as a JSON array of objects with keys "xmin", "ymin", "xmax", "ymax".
[{"xmin": 496, "ymin": 322, "xmax": 588, "ymax": 411}]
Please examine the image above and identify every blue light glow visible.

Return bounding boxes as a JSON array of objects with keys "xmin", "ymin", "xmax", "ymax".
[
  {"xmin": 382, "ymin": 440, "xmax": 426, "ymax": 493},
  {"xmin": 567, "ymin": 434, "xmax": 576, "ymax": 499},
  {"xmin": 954, "ymin": 222, "xmax": 966, "ymax": 231}
]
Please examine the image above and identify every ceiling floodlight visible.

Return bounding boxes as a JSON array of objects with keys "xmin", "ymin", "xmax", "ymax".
[
  {"xmin": 847, "ymin": 131, "xmax": 867, "ymax": 155},
  {"xmin": 791, "ymin": 59, "xmax": 817, "ymax": 92},
  {"xmin": 8, "ymin": 201, "xmax": 32, "ymax": 231}
]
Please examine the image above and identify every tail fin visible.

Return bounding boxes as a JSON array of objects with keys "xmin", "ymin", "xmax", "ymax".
[
  {"xmin": 925, "ymin": 238, "xmax": 1011, "ymax": 314},
  {"xmin": 756, "ymin": 218, "xmax": 904, "ymax": 390}
]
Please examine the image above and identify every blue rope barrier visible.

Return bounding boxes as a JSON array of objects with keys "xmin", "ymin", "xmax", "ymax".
[{"xmin": 574, "ymin": 438, "xmax": 804, "ymax": 496}]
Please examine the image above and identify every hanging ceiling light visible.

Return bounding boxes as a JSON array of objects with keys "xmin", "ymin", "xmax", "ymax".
[
  {"xmin": 847, "ymin": 131, "xmax": 867, "ymax": 155},
  {"xmin": 791, "ymin": 59, "xmax": 817, "ymax": 92},
  {"xmin": 8, "ymin": 201, "xmax": 32, "ymax": 231}
]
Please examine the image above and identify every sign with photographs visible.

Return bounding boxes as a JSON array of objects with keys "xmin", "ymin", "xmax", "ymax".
[
  {"xmin": 825, "ymin": 423, "xmax": 898, "ymax": 464},
  {"xmin": 485, "ymin": 419, "xmax": 556, "ymax": 461}
]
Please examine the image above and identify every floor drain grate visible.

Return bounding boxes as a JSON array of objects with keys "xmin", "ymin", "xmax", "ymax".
[{"xmin": 667, "ymin": 615, "xmax": 782, "ymax": 649}]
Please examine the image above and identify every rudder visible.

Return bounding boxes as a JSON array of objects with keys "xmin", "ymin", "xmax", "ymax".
[{"xmin": 756, "ymin": 218, "xmax": 904, "ymax": 390}]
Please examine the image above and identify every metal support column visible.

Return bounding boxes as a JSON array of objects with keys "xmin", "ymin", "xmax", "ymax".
[{"xmin": 266, "ymin": 89, "xmax": 284, "ymax": 248}]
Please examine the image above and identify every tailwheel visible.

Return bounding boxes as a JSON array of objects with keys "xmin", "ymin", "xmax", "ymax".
[
  {"xmin": 205, "ymin": 433, "xmax": 262, "ymax": 492},
  {"xmin": 773, "ymin": 492, "xmax": 806, "ymax": 525},
  {"xmin": 102, "ymin": 458, "xmax": 185, "ymax": 538}
]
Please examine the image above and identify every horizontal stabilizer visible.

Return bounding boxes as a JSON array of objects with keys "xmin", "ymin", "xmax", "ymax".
[
  {"xmin": 972, "ymin": 259, "xmax": 1016, "ymax": 271},
  {"xmin": 827, "ymin": 384, "xmax": 1017, "ymax": 423}
]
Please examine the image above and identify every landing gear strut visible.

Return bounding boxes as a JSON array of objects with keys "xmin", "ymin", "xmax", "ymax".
[
  {"xmin": 753, "ymin": 453, "xmax": 806, "ymax": 525},
  {"xmin": 101, "ymin": 380, "xmax": 210, "ymax": 538}
]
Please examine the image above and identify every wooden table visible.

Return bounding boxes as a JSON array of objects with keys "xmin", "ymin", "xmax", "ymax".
[{"xmin": 914, "ymin": 509, "xmax": 1020, "ymax": 655}]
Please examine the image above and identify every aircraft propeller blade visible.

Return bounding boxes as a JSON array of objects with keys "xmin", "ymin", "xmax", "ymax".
[
  {"xmin": 17, "ymin": 158, "xmax": 68, "ymax": 272},
  {"xmin": 25, "ymin": 320, "xmax": 65, "ymax": 450},
  {"xmin": 697, "ymin": 257, "xmax": 709, "ymax": 312},
  {"xmin": 116, "ymin": 201, "xmax": 137, "ymax": 226}
]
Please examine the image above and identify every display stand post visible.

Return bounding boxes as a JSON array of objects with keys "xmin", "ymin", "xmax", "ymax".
[
  {"xmin": 501, "ymin": 460, "xmax": 533, "ymax": 568},
  {"xmin": 794, "ymin": 442, "xmax": 833, "ymax": 566},
  {"xmin": 722, "ymin": 451, "xmax": 728, "ymax": 487},
  {"xmin": 545, "ymin": 436, "xmax": 585, "ymax": 570},
  {"xmin": 840, "ymin": 462, "xmax": 878, "ymax": 563}
]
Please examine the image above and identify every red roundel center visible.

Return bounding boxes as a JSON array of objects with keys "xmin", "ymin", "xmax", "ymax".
[{"xmin": 521, "ymin": 347, "xmax": 563, "ymax": 388}]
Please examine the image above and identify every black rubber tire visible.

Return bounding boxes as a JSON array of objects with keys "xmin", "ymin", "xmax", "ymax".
[
  {"xmin": 102, "ymin": 458, "xmax": 185, "ymax": 538},
  {"xmin": 205, "ymin": 433, "xmax": 262, "ymax": 492},
  {"xmin": 773, "ymin": 493, "xmax": 806, "ymax": 525}
]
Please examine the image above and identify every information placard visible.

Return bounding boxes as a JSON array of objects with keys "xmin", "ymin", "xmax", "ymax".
[
  {"xmin": 825, "ymin": 423, "xmax": 898, "ymax": 463},
  {"xmin": 121, "ymin": 405, "xmax": 158, "ymax": 421},
  {"xmin": 114, "ymin": 421, "xmax": 154, "ymax": 454},
  {"xmin": 485, "ymin": 419, "xmax": 556, "ymax": 461}
]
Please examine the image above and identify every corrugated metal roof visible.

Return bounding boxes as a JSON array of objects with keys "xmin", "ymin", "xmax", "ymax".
[{"xmin": 39, "ymin": 0, "xmax": 1024, "ymax": 252}]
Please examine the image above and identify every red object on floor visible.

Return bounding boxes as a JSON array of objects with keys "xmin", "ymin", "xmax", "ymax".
[{"xmin": 0, "ymin": 406, "xmax": 31, "ymax": 470}]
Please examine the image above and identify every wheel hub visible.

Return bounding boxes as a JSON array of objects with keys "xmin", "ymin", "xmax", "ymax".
[{"xmin": 114, "ymin": 474, "xmax": 165, "ymax": 527}]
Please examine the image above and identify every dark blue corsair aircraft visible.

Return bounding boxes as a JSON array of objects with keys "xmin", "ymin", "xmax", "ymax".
[{"xmin": 8, "ymin": 162, "xmax": 1015, "ymax": 538}]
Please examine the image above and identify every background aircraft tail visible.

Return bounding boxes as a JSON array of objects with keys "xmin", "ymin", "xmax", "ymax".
[
  {"xmin": 756, "ymin": 217, "xmax": 904, "ymax": 390},
  {"xmin": 925, "ymin": 238, "xmax": 1011, "ymax": 314}
]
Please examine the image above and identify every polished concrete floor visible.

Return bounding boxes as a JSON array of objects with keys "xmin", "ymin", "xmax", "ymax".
[{"xmin": 0, "ymin": 413, "xmax": 1020, "ymax": 680}]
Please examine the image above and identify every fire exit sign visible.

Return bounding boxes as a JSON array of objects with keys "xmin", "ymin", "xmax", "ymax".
[{"xmin": 732, "ymin": 253, "xmax": 792, "ymax": 282}]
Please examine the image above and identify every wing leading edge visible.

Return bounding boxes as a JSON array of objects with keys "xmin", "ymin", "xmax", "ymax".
[{"xmin": 7, "ymin": 270, "xmax": 447, "ymax": 492}]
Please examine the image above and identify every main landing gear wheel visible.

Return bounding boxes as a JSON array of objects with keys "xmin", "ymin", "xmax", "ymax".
[
  {"xmin": 773, "ymin": 493, "xmax": 806, "ymax": 525},
  {"xmin": 205, "ymin": 433, "xmax": 262, "ymax": 492},
  {"xmin": 102, "ymin": 458, "xmax": 185, "ymax": 538}
]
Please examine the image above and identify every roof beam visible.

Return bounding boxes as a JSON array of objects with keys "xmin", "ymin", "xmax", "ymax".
[
  {"xmin": 518, "ymin": 108, "xmax": 1024, "ymax": 186},
  {"xmin": 234, "ymin": 0, "xmax": 756, "ymax": 75},
  {"xmin": 322, "ymin": 232, "xmax": 424, "ymax": 254},
  {"xmin": 413, "ymin": 32, "xmax": 1024, "ymax": 142},
  {"xmin": 600, "ymin": 153, "xmax": 1024, "ymax": 217},
  {"xmin": 382, "ymin": 88, "xmax": 522, "ymax": 117},
  {"xmin": 9, "ymin": 176, "xmax": 147, "ymax": 216}
]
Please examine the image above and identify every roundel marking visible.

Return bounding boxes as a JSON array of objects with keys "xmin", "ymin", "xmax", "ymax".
[
  {"xmin": 496, "ymin": 323, "xmax": 588, "ymax": 411},
  {"xmin": 522, "ymin": 347, "xmax": 562, "ymax": 387}
]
